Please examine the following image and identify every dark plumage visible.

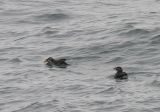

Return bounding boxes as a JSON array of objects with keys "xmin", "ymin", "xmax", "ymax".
[
  {"xmin": 114, "ymin": 66, "xmax": 128, "ymax": 79},
  {"xmin": 44, "ymin": 57, "xmax": 69, "ymax": 68}
]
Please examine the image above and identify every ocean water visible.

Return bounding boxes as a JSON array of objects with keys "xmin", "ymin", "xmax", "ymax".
[{"xmin": 1, "ymin": 0, "xmax": 160, "ymax": 112}]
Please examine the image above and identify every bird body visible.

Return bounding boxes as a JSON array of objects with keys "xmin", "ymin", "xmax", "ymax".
[
  {"xmin": 44, "ymin": 57, "xmax": 68, "ymax": 68},
  {"xmin": 114, "ymin": 67, "xmax": 128, "ymax": 79}
]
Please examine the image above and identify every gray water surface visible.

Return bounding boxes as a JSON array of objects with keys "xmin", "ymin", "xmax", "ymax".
[{"xmin": 1, "ymin": 0, "xmax": 160, "ymax": 112}]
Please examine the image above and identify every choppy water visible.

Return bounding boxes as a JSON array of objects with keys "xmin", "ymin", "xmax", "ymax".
[{"xmin": 1, "ymin": 0, "xmax": 160, "ymax": 112}]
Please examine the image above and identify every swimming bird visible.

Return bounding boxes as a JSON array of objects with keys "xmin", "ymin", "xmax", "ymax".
[
  {"xmin": 44, "ymin": 57, "xmax": 69, "ymax": 68},
  {"xmin": 114, "ymin": 66, "xmax": 128, "ymax": 79}
]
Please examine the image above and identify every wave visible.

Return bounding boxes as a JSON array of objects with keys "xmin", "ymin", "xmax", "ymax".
[
  {"xmin": 0, "ymin": 47, "xmax": 25, "ymax": 52},
  {"xmin": 12, "ymin": 100, "xmax": 59, "ymax": 112},
  {"xmin": 0, "ymin": 87, "xmax": 22, "ymax": 94},
  {"xmin": 34, "ymin": 13, "xmax": 70, "ymax": 22},
  {"xmin": 119, "ymin": 28, "xmax": 150, "ymax": 36},
  {"xmin": 40, "ymin": 46, "xmax": 73, "ymax": 55},
  {"xmin": 40, "ymin": 27, "xmax": 59, "ymax": 35},
  {"xmin": 16, "ymin": 12, "xmax": 70, "ymax": 24},
  {"xmin": 9, "ymin": 58, "xmax": 22, "ymax": 63},
  {"xmin": 150, "ymin": 34, "xmax": 160, "ymax": 45},
  {"xmin": 97, "ymin": 87, "xmax": 115, "ymax": 94},
  {"xmin": 106, "ymin": 57, "xmax": 123, "ymax": 63},
  {"xmin": 12, "ymin": 102, "xmax": 42, "ymax": 112}
]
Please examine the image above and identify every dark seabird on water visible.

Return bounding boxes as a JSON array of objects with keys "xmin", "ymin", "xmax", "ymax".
[
  {"xmin": 114, "ymin": 66, "xmax": 128, "ymax": 79},
  {"xmin": 44, "ymin": 57, "xmax": 69, "ymax": 68}
]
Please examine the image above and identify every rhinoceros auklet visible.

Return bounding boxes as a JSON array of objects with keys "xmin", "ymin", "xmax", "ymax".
[
  {"xmin": 44, "ymin": 57, "xmax": 69, "ymax": 68},
  {"xmin": 114, "ymin": 66, "xmax": 128, "ymax": 79}
]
